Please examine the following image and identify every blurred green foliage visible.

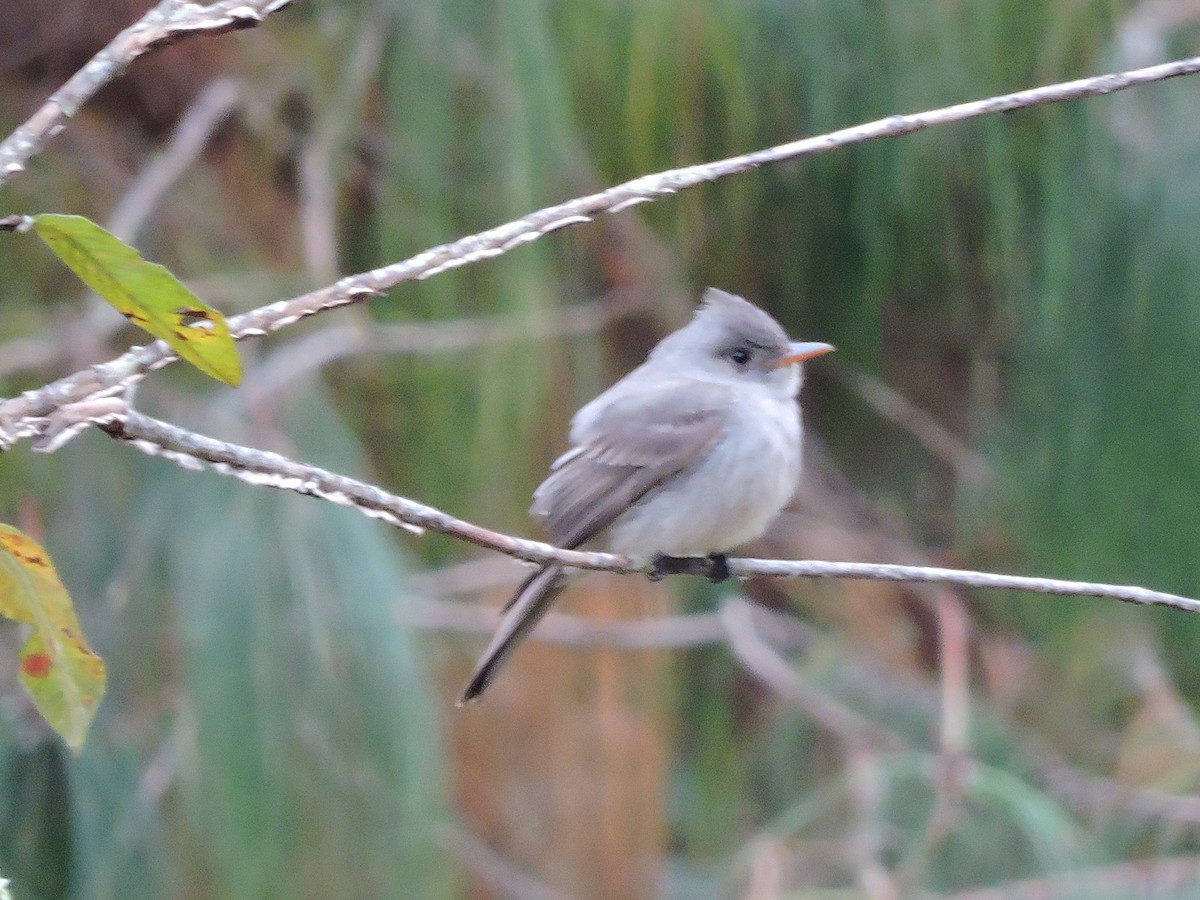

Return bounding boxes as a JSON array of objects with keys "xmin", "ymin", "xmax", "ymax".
[{"xmin": 2, "ymin": 0, "xmax": 1200, "ymax": 896}]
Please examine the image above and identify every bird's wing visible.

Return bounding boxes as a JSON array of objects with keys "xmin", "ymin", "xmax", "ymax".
[
  {"xmin": 531, "ymin": 380, "xmax": 730, "ymax": 550},
  {"xmin": 461, "ymin": 382, "xmax": 729, "ymax": 703}
]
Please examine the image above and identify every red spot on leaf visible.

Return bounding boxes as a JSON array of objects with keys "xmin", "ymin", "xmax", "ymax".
[{"xmin": 21, "ymin": 652, "xmax": 53, "ymax": 679}]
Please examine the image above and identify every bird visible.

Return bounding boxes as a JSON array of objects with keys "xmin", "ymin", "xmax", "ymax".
[{"xmin": 458, "ymin": 288, "xmax": 834, "ymax": 704}]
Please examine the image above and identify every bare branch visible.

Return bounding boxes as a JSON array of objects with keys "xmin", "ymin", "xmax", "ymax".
[
  {"xmin": 53, "ymin": 402, "xmax": 1198, "ymax": 615},
  {"xmin": 1025, "ymin": 732, "xmax": 1200, "ymax": 825},
  {"xmin": 941, "ymin": 855, "xmax": 1200, "ymax": 900},
  {"xmin": 89, "ymin": 402, "xmax": 629, "ymax": 564},
  {"xmin": 5, "ymin": 55, "xmax": 1200, "ymax": 447},
  {"xmin": 0, "ymin": 0, "xmax": 297, "ymax": 186},
  {"xmin": 833, "ymin": 368, "xmax": 992, "ymax": 485},
  {"xmin": 242, "ymin": 290, "xmax": 643, "ymax": 399},
  {"xmin": 400, "ymin": 596, "xmax": 727, "ymax": 650},
  {"xmin": 408, "ymin": 592, "xmax": 819, "ymax": 657},
  {"xmin": 727, "ymin": 557, "xmax": 1200, "ymax": 613},
  {"xmin": 845, "ymin": 750, "xmax": 901, "ymax": 900},
  {"xmin": 107, "ymin": 77, "xmax": 245, "ymax": 245},
  {"xmin": 721, "ymin": 598, "xmax": 904, "ymax": 750},
  {"xmin": 435, "ymin": 824, "xmax": 578, "ymax": 900},
  {"xmin": 0, "ymin": 78, "xmax": 245, "ymax": 383},
  {"xmin": 416, "ymin": 590, "xmax": 1200, "ymax": 828},
  {"xmin": 297, "ymin": 0, "xmax": 392, "ymax": 285}
]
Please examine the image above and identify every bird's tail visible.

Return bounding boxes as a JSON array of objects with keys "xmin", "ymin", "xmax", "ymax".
[{"xmin": 457, "ymin": 564, "xmax": 568, "ymax": 705}]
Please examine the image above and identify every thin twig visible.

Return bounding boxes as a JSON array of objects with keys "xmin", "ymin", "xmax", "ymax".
[
  {"xmin": 728, "ymin": 557, "xmax": 1200, "ymax": 612},
  {"xmin": 415, "ymin": 589, "xmax": 1200, "ymax": 828},
  {"xmin": 940, "ymin": 855, "xmax": 1200, "ymax": 900},
  {"xmin": 6, "ymin": 55, "xmax": 1200, "ymax": 446},
  {"xmin": 297, "ymin": 0, "xmax": 392, "ymax": 285},
  {"xmin": 404, "ymin": 593, "xmax": 819, "ymax": 654},
  {"xmin": 724, "ymin": 596, "xmax": 904, "ymax": 894},
  {"xmin": 834, "ymin": 368, "xmax": 992, "ymax": 484},
  {"xmin": 107, "ymin": 77, "xmax": 245, "ymax": 245},
  {"xmin": 894, "ymin": 595, "xmax": 970, "ymax": 891},
  {"xmin": 50, "ymin": 402, "xmax": 1198, "ymax": 615},
  {"xmin": 0, "ymin": 0, "xmax": 296, "ymax": 186},
  {"xmin": 721, "ymin": 598, "xmax": 904, "ymax": 750},
  {"xmin": 405, "ymin": 557, "xmax": 533, "ymax": 598},
  {"xmin": 241, "ymin": 290, "xmax": 643, "ymax": 399},
  {"xmin": 435, "ymin": 824, "xmax": 578, "ymax": 900},
  {"xmin": 78, "ymin": 77, "xmax": 248, "ymax": 336},
  {"xmin": 845, "ymin": 749, "xmax": 901, "ymax": 900},
  {"xmin": 400, "ymin": 598, "xmax": 727, "ymax": 650}
]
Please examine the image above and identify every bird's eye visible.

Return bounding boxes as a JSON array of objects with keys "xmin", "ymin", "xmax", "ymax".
[{"xmin": 727, "ymin": 347, "xmax": 752, "ymax": 367}]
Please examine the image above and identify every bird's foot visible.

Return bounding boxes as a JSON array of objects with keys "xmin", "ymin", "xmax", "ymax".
[
  {"xmin": 649, "ymin": 554, "xmax": 691, "ymax": 581},
  {"xmin": 706, "ymin": 552, "xmax": 730, "ymax": 583},
  {"xmin": 648, "ymin": 553, "xmax": 730, "ymax": 583}
]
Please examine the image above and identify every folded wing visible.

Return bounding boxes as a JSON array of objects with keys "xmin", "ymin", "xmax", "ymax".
[{"xmin": 533, "ymin": 380, "xmax": 730, "ymax": 549}]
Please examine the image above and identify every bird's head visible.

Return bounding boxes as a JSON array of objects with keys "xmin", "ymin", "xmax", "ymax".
[{"xmin": 651, "ymin": 288, "xmax": 834, "ymax": 399}]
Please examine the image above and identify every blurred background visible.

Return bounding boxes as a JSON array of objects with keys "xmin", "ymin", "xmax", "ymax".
[{"xmin": 2, "ymin": 0, "xmax": 1200, "ymax": 897}]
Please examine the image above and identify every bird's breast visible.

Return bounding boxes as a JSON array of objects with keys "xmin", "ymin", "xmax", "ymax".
[{"xmin": 608, "ymin": 395, "xmax": 802, "ymax": 556}]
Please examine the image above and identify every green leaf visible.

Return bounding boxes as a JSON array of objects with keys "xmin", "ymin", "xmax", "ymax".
[
  {"xmin": 0, "ymin": 524, "xmax": 106, "ymax": 751},
  {"xmin": 32, "ymin": 213, "xmax": 242, "ymax": 386}
]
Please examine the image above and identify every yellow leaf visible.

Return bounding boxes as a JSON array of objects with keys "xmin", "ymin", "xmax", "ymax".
[
  {"xmin": 32, "ymin": 214, "xmax": 242, "ymax": 386},
  {"xmin": 0, "ymin": 525, "xmax": 106, "ymax": 750}
]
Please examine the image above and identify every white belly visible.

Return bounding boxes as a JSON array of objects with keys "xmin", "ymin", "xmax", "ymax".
[{"xmin": 607, "ymin": 398, "xmax": 801, "ymax": 556}]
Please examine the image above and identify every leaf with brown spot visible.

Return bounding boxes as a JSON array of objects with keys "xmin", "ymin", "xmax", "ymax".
[
  {"xmin": 32, "ymin": 214, "xmax": 242, "ymax": 385},
  {"xmin": 0, "ymin": 524, "xmax": 106, "ymax": 751}
]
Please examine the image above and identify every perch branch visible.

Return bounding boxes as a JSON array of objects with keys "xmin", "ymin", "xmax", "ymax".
[
  {"xmin": 5, "ymin": 55, "xmax": 1200, "ymax": 447},
  {"xmin": 48, "ymin": 401, "xmax": 1198, "ymax": 615}
]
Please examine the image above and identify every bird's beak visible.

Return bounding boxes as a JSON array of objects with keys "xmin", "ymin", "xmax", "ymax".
[{"xmin": 773, "ymin": 341, "xmax": 835, "ymax": 368}]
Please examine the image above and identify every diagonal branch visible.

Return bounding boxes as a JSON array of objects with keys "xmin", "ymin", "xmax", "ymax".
[
  {"xmin": 106, "ymin": 76, "xmax": 246, "ymax": 245},
  {"xmin": 51, "ymin": 400, "xmax": 1198, "ymax": 615},
  {"xmin": 0, "ymin": 0, "xmax": 298, "ymax": 186},
  {"xmin": 720, "ymin": 597, "xmax": 905, "ymax": 751},
  {"xmin": 4, "ymin": 55, "xmax": 1200, "ymax": 448},
  {"xmin": 241, "ymin": 290, "xmax": 643, "ymax": 399}
]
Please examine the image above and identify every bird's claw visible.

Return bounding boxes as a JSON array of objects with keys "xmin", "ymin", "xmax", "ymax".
[
  {"xmin": 706, "ymin": 552, "xmax": 730, "ymax": 583},
  {"xmin": 648, "ymin": 553, "xmax": 683, "ymax": 581},
  {"xmin": 648, "ymin": 553, "xmax": 730, "ymax": 583}
]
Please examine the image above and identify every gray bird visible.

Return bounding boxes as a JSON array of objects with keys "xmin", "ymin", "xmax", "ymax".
[{"xmin": 458, "ymin": 288, "xmax": 833, "ymax": 704}]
